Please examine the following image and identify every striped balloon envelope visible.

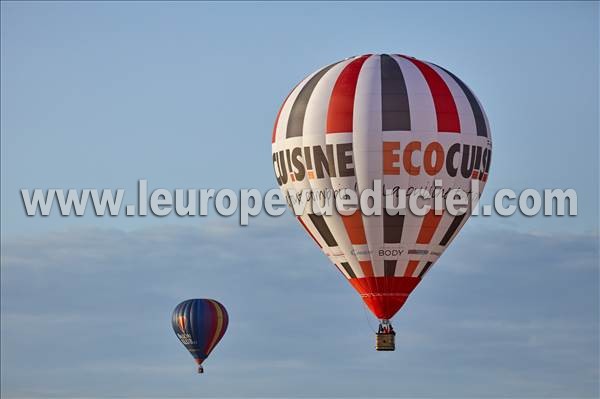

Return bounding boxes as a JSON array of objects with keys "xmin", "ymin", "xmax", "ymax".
[
  {"xmin": 272, "ymin": 54, "xmax": 492, "ymax": 333},
  {"xmin": 172, "ymin": 299, "xmax": 228, "ymax": 373}
]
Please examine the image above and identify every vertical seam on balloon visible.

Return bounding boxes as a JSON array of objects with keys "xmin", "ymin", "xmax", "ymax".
[
  {"xmin": 299, "ymin": 59, "xmax": 356, "ymax": 278},
  {"xmin": 368, "ymin": 55, "xmax": 382, "ymax": 304},
  {"xmin": 347, "ymin": 55, "xmax": 375, "ymax": 285},
  {"xmin": 397, "ymin": 55, "xmax": 461, "ymax": 133},
  {"xmin": 307, "ymin": 56, "xmax": 365, "ymax": 281},
  {"xmin": 352, "ymin": 55, "xmax": 381, "ymax": 282}
]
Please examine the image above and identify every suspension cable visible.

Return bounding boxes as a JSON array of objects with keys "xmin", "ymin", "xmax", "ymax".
[{"xmin": 362, "ymin": 302, "xmax": 377, "ymax": 334}]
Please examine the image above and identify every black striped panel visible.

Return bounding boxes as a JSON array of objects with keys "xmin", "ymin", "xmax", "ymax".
[
  {"xmin": 286, "ymin": 62, "xmax": 340, "ymax": 138},
  {"xmin": 418, "ymin": 262, "xmax": 433, "ymax": 278},
  {"xmin": 381, "ymin": 54, "xmax": 411, "ymax": 131},
  {"xmin": 307, "ymin": 214, "xmax": 338, "ymax": 247},
  {"xmin": 432, "ymin": 63, "xmax": 488, "ymax": 137},
  {"xmin": 340, "ymin": 262, "xmax": 357, "ymax": 279},
  {"xmin": 439, "ymin": 213, "xmax": 467, "ymax": 246},
  {"xmin": 384, "ymin": 260, "xmax": 397, "ymax": 277},
  {"xmin": 383, "ymin": 211, "xmax": 405, "ymax": 244}
]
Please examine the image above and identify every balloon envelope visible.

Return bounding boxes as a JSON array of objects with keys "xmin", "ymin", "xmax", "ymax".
[
  {"xmin": 172, "ymin": 299, "xmax": 229, "ymax": 368},
  {"xmin": 271, "ymin": 54, "xmax": 492, "ymax": 321}
]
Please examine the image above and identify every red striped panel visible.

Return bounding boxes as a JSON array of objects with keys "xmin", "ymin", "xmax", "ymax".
[
  {"xmin": 398, "ymin": 55, "xmax": 460, "ymax": 133},
  {"xmin": 297, "ymin": 216, "xmax": 322, "ymax": 248},
  {"xmin": 202, "ymin": 300, "xmax": 217, "ymax": 356},
  {"xmin": 206, "ymin": 300, "xmax": 228, "ymax": 355},
  {"xmin": 358, "ymin": 261, "xmax": 376, "ymax": 299},
  {"xmin": 416, "ymin": 210, "xmax": 444, "ymax": 244},
  {"xmin": 403, "ymin": 260, "xmax": 420, "ymax": 277},
  {"xmin": 341, "ymin": 212, "xmax": 367, "ymax": 245},
  {"xmin": 326, "ymin": 55, "xmax": 370, "ymax": 133},
  {"xmin": 359, "ymin": 260, "xmax": 374, "ymax": 278}
]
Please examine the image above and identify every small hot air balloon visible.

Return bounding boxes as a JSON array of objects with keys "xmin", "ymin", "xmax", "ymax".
[
  {"xmin": 271, "ymin": 54, "xmax": 492, "ymax": 350},
  {"xmin": 172, "ymin": 299, "xmax": 229, "ymax": 373}
]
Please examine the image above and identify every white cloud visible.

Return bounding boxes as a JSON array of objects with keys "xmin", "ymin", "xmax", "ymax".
[{"xmin": 1, "ymin": 222, "xmax": 598, "ymax": 398}]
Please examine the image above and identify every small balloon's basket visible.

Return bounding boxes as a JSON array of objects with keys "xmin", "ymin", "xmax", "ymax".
[{"xmin": 375, "ymin": 332, "xmax": 395, "ymax": 351}]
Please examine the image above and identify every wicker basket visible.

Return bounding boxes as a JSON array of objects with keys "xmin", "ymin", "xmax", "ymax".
[{"xmin": 375, "ymin": 333, "xmax": 395, "ymax": 351}]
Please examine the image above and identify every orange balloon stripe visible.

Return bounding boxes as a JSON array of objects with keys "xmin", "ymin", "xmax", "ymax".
[
  {"xmin": 417, "ymin": 210, "xmax": 444, "ymax": 244},
  {"xmin": 341, "ymin": 212, "xmax": 367, "ymax": 245},
  {"xmin": 359, "ymin": 260, "xmax": 375, "ymax": 278},
  {"xmin": 403, "ymin": 260, "xmax": 420, "ymax": 277}
]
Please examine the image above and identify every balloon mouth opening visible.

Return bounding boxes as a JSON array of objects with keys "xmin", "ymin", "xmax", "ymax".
[{"xmin": 350, "ymin": 276, "xmax": 421, "ymax": 319}]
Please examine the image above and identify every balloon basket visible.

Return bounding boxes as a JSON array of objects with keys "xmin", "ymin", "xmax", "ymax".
[{"xmin": 375, "ymin": 333, "xmax": 395, "ymax": 351}]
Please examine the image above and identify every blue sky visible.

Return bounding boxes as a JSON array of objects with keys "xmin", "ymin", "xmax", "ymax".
[{"xmin": 1, "ymin": 1, "xmax": 598, "ymax": 397}]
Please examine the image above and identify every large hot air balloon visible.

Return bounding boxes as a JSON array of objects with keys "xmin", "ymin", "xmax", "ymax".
[
  {"xmin": 172, "ymin": 299, "xmax": 229, "ymax": 373},
  {"xmin": 271, "ymin": 54, "xmax": 492, "ymax": 350}
]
